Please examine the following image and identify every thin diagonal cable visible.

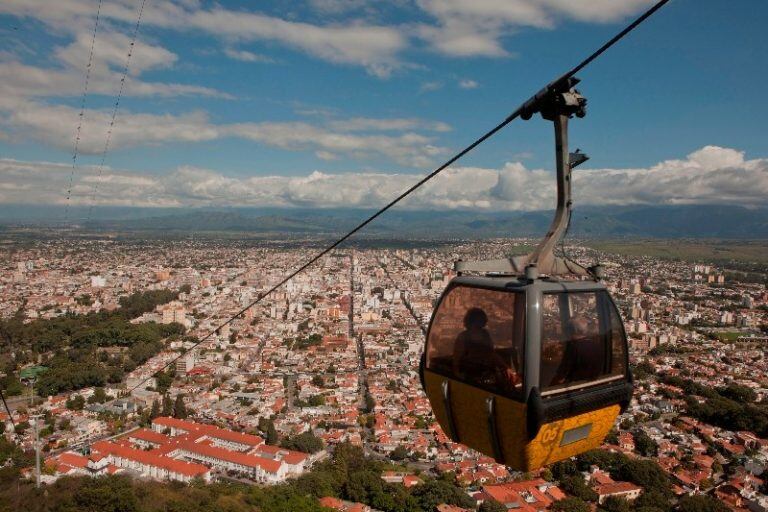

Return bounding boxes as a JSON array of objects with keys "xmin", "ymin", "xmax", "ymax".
[
  {"xmin": 87, "ymin": 0, "xmax": 148, "ymax": 222},
  {"xmin": 0, "ymin": 387, "xmax": 18, "ymax": 438},
  {"xmin": 126, "ymin": 0, "xmax": 671, "ymax": 394},
  {"xmin": 64, "ymin": 0, "xmax": 103, "ymax": 224}
]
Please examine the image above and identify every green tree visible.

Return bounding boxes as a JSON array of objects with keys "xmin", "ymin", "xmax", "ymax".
[
  {"xmin": 149, "ymin": 399, "xmax": 160, "ymax": 420},
  {"xmin": 552, "ymin": 459, "xmax": 579, "ymax": 480},
  {"xmin": 155, "ymin": 369, "xmax": 174, "ymax": 394},
  {"xmin": 552, "ymin": 497, "xmax": 590, "ymax": 512},
  {"xmin": 601, "ymin": 496, "xmax": 632, "ymax": 512},
  {"xmin": 173, "ymin": 394, "xmax": 188, "ymax": 419},
  {"xmin": 88, "ymin": 387, "xmax": 108, "ymax": 404},
  {"xmin": 559, "ymin": 475, "xmax": 598, "ymax": 502},
  {"xmin": 74, "ymin": 475, "xmax": 140, "ymax": 512},
  {"xmin": 634, "ymin": 430, "xmax": 659, "ymax": 457},
  {"xmin": 675, "ymin": 495, "xmax": 728, "ymax": 512},
  {"xmin": 280, "ymin": 432, "xmax": 324, "ymax": 454},
  {"xmin": 479, "ymin": 498, "xmax": 507, "ymax": 512},
  {"xmin": 66, "ymin": 394, "xmax": 86, "ymax": 410},
  {"xmin": 410, "ymin": 478, "xmax": 475, "ymax": 512},
  {"xmin": 718, "ymin": 383, "xmax": 757, "ymax": 403},
  {"xmin": 635, "ymin": 490, "xmax": 672, "ymax": 512},
  {"xmin": 161, "ymin": 394, "xmax": 173, "ymax": 417},
  {"xmin": 614, "ymin": 459, "xmax": 672, "ymax": 497},
  {"xmin": 260, "ymin": 418, "xmax": 279, "ymax": 445},
  {"xmin": 308, "ymin": 394, "xmax": 326, "ymax": 407},
  {"xmin": 364, "ymin": 391, "xmax": 375, "ymax": 413},
  {"xmin": 390, "ymin": 445, "xmax": 408, "ymax": 461},
  {"xmin": 0, "ymin": 375, "xmax": 23, "ymax": 396}
]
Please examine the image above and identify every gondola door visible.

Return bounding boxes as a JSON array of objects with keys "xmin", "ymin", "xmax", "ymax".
[
  {"xmin": 423, "ymin": 284, "xmax": 527, "ymax": 467},
  {"xmin": 525, "ymin": 289, "xmax": 629, "ymax": 468}
]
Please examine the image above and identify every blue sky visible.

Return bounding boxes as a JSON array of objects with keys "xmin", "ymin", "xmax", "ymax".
[{"xmin": 0, "ymin": 0, "xmax": 766, "ymax": 211}]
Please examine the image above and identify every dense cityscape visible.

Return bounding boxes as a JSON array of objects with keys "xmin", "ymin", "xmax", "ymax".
[{"xmin": 0, "ymin": 237, "xmax": 766, "ymax": 512}]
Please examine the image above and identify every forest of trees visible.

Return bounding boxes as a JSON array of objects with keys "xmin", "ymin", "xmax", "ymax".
[
  {"xmin": 0, "ymin": 435, "xmax": 736, "ymax": 512},
  {"xmin": 0, "ymin": 443, "xmax": 477, "ymax": 512},
  {"xmin": 0, "ymin": 289, "xmax": 185, "ymax": 396},
  {"xmin": 280, "ymin": 432, "xmax": 324, "ymax": 454},
  {"xmin": 549, "ymin": 449, "xmax": 728, "ymax": 512},
  {"xmin": 660, "ymin": 375, "xmax": 768, "ymax": 437}
]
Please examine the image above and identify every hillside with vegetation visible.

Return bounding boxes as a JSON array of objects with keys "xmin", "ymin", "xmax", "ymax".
[
  {"xmin": 0, "ymin": 439, "xmax": 735, "ymax": 512},
  {"xmin": 0, "ymin": 443, "xmax": 478, "ymax": 512},
  {"xmin": 0, "ymin": 289, "xmax": 186, "ymax": 396}
]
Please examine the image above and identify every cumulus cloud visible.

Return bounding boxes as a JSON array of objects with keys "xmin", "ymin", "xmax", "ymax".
[
  {"xmin": 0, "ymin": 0, "xmax": 657, "ymax": 77},
  {"xmin": 223, "ymin": 48, "xmax": 274, "ymax": 63},
  {"xmin": 0, "ymin": 101, "xmax": 449, "ymax": 167},
  {"xmin": 419, "ymin": 81, "xmax": 444, "ymax": 93},
  {"xmin": 0, "ymin": 0, "xmax": 406, "ymax": 78},
  {"xmin": 2, "ymin": 146, "xmax": 765, "ymax": 210},
  {"xmin": 415, "ymin": 0, "xmax": 655, "ymax": 57},
  {"xmin": 0, "ymin": 28, "xmax": 227, "ymax": 101},
  {"xmin": 327, "ymin": 117, "xmax": 451, "ymax": 132},
  {"xmin": 458, "ymin": 79, "xmax": 479, "ymax": 89}
]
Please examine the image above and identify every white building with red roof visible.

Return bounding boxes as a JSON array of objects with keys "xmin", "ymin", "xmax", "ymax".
[{"xmin": 45, "ymin": 417, "xmax": 311, "ymax": 486}]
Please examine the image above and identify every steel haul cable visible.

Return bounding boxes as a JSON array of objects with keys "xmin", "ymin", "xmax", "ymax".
[
  {"xmin": 64, "ymin": 0, "xmax": 104, "ymax": 224},
  {"xmin": 87, "ymin": 0, "xmax": 149, "ymax": 222},
  {"xmin": 0, "ymin": 387, "xmax": 19, "ymax": 438},
  {"xmin": 127, "ymin": 0, "xmax": 672, "ymax": 394}
]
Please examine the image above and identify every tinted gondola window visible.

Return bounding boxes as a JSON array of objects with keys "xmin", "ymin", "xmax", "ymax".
[
  {"xmin": 607, "ymin": 298, "xmax": 628, "ymax": 378},
  {"xmin": 541, "ymin": 291, "xmax": 625, "ymax": 392},
  {"xmin": 426, "ymin": 286, "xmax": 524, "ymax": 397}
]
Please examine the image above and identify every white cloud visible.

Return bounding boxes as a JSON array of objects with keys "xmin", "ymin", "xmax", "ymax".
[
  {"xmin": 419, "ymin": 81, "xmax": 444, "ymax": 93},
  {"xmin": 2, "ymin": 146, "xmax": 766, "ymax": 210},
  {"xmin": 327, "ymin": 117, "xmax": 451, "ymax": 132},
  {"xmin": 223, "ymin": 48, "xmax": 274, "ymax": 63},
  {"xmin": 0, "ymin": 0, "xmax": 660, "ymax": 81},
  {"xmin": 458, "ymin": 79, "xmax": 479, "ymax": 89},
  {"xmin": 224, "ymin": 121, "xmax": 448, "ymax": 167},
  {"xmin": 415, "ymin": 0, "xmax": 655, "ymax": 57},
  {"xmin": 0, "ymin": 27, "xmax": 227, "ymax": 101},
  {"xmin": 4, "ymin": 102, "xmax": 219, "ymax": 153},
  {"xmin": 1, "ymin": 101, "xmax": 449, "ymax": 167},
  {"xmin": 0, "ymin": 0, "xmax": 407, "ymax": 77},
  {"xmin": 55, "ymin": 29, "xmax": 178, "ymax": 76}
]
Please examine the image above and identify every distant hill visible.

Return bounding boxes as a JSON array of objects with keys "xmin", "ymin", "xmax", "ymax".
[{"xmin": 1, "ymin": 204, "xmax": 767, "ymax": 239}]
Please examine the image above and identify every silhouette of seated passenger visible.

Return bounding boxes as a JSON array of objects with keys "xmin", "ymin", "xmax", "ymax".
[
  {"xmin": 452, "ymin": 308, "xmax": 519, "ymax": 392},
  {"xmin": 554, "ymin": 316, "xmax": 606, "ymax": 385}
]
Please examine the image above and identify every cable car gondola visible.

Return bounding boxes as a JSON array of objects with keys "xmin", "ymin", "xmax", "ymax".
[{"xmin": 420, "ymin": 79, "xmax": 633, "ymax": 471}]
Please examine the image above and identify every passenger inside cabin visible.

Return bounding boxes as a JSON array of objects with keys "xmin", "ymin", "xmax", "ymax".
[
  {"xmin": 452, "ymin": 308, "xmax": 519, "ymax": 393},
  {"xmin": 555, "ymin": 316, "xmax": 606, "ymax": 386}
]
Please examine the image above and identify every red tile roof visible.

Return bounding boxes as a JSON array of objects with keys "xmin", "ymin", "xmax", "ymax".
[
  {"xmin": 179, "ymin": 441, "xmax": 281, "ymax": 473},
  {"xmin": 57, "ymin": 452, "xmax": 89, "ymax": 468},
  {"xmin": 483, "ymin": 479, "xmax": 564, "ymax": 512},
  {"xmin": 126, "ymin": 428, "xmax": 171, "ymax": 445},
  {"xmin": 92, "ymin": 440, "xmax": 209, "ymax": 478},
  {"xmin": 153, "ymin": 417, "xmax": 264, "ymax": 447}
]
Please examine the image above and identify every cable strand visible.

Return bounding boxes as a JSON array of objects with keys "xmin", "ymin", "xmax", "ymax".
[
  {"xmin": 125, "ymin": 0, "xmax": 671, "ymax": 394},
  {"xmin": 0, "ymin": 387, "xmax": 19, "ymax": 439},
  {"xmin": 87, "ymin": 0, "xmax": 148, "ymax": 222},
  {"xmin": 64, "ymin": 0, "xmax": 103, "ymax": 224}
]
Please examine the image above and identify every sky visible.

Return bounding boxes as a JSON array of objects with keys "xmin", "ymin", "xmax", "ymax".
[{"xmin": 0, "ymin": 0, "xmax": 766, "ymax": 212}]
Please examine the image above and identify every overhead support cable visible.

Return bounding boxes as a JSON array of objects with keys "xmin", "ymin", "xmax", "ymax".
[
  {"xmin": 126, "ymin": 0, "xmax": 672, "ymax": 394},
  {"xmin": 87, "ymin": 0, "xmax": 149, "ymax": 223},
  {"xmin": 64, "ymin": 0, "xmax": 104, "ymax": 224},
  {"xmin": 0, "ymin": 387, "xmax": 18, "ymax": 439}
]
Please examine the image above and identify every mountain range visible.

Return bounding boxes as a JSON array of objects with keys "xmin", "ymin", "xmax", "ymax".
[{"xmin": 1, "ymin": 204, "xmax": 767, "ymax": 239}]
